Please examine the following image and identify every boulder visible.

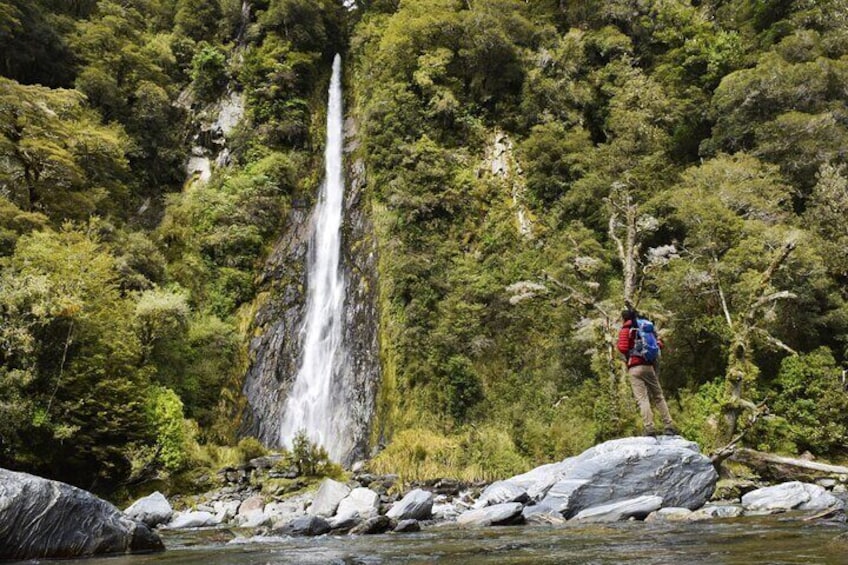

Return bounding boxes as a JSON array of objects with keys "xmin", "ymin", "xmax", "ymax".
[
  {"xmin": 457, "ymin": 502, "xmax": 524, "ymax": 527},
  {"xmin": 273, "ymin": 515, "xmax": 331, "ymax": 537},
  {"xmin": 741, "ymin": 481, "xmax": 844, "ymax": 514},
  {"xmin": 124, "ymin": 491, "xmax": 173, "ymax": 528},
  {"xmin": 521, "ymin": 502, "xmax": 566, "ymax": 525},
  {"xmin": 394, "ymin": 519, "xmax": 421, "ymax": 533},
  {"xmin": 688, "ymin": 504, "xmax": 743, "ymax": 520},
  {"xmin": 509, "ymin": 462, "xmax": 568, "ymax": 500},
  {"xmin": 249, "ymin": 454, "xmax": 283, "ymax": 470},
  {"xmin": 572, "ymin": 495, "xmax": 663, "ymax": 522},
  {"xmin": 473, "ymin": 481, "xmax": 529, "ymax": 509},
  {"xmin": 309, "ymin": 479, "xmax": 350, "ymax": 517},
  {"xmin": 238, "ymin": 495, "xmax": 265, "ymax": 516},
  {"xmin": 167, "ymin": 511, "xmax": 218, "ymax": 529},
  {"xmin": 0, "ymin": 468, "xmax": 163, "ymax": 560},
  {"xmin": 265, "ymin": 496, "xmax": 309, "ymax": 528},
  {"xmin": 432, "ymin": 499, "xmax": 463, "ymax": 521},
  {"xmin": 238, "ymin": 511, "xmax": 270, "ymax": 528},
  {"xmin": 213, "ymin": 500, "xmax": 241, "ymax": 524},
  {"xmin": 328, "ymin": 512, "xmax": 360, "ymax": 533},
  {"xmin": 387, "ymin": 489, "xmax": 434, "ymax": 521},
  {"xmin": 645, "ymin": 507, "xmax": 694, "ymax": 522},
  {"xmin": 336, "ymin": 487, "xmax": 380, "ymax": 520},
  {"xmin": 349, "ymin": 515, "xmax": 393, "ymax": 535},
  {"xmin": 535, "ymin": 437, "xmax": 716, "ymax": 518}
]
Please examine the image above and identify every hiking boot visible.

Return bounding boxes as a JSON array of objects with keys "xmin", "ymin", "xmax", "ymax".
[
  {"xmin": 644, "ymin": 427, "xmax": 657, "ymax": 438},
  {"xmin": 663, "ymin": 425, "xmax": 680, "ymax": 436}
]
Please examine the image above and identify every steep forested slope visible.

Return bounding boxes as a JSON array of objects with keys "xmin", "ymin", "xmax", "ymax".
[{"xmin": 349, "ymin": 0, "xmax": 848, "ymax": 478}]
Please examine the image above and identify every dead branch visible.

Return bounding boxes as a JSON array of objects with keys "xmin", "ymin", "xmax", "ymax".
[{"xmin": 710, "ymin": 400, "xmax": 768, "ymax": 469}]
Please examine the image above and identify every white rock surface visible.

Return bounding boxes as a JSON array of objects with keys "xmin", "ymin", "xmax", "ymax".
[
  {"xmin": 167, "ymin": 511, "xmax": 218, "ymax": 529},
  {"xmin": 572, "ymin": 495, "xmax": 663, "ymax": 522},
  {"xmin": 124, "ymin": 491, "xmax": 173, "ymax": 528},
  {"xmin": 336, "ymin": 488, "xmax": 380, "ymax": 520},
  {"xmin": 645, "ymin": 507, "xmax": 694, "ymax": 522},
  {"xmin": 266, "ymin": 495, "xmax": 309, "ymax": 528},
  {"xmin": 238, "ymin": 495, "xmax": 264, "ymax": 517},
  {"xmin": 213, "ymin": 500, "xmax": 241, "ymax": 524},
  {"xmin": 238, "ymin": 510, "xmax": 271, "ymax": 528},
  {"xmin": 387, "ymin": 489, "xmax": 434, "ymax": 520},
  {"xmin": 457, "ymin": 502, "xmax": 524, "ymax": 527},
  {"xmin": 741, "ymin": 481, "xmax": 844, "ymax": 514},
  {"xmin": 309, "ymin": 479, "xmax": 351, "ymax": 517},
  {"xmin": 688, "ymin": 504, "xmax": 744, "ymax": 520},
  {"xmin": 473, "ymin": 481, "xmax": 529, "ymax": 509}
]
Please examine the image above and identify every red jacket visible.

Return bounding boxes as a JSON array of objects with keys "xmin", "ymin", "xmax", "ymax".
[{"xmin": 617, "ymin": 320, "xmax": 663, "ymax": 367}]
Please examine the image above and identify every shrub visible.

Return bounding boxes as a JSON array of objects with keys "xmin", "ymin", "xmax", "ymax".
[
  {"xmin": 236, "ymin": 436, "xmax": 267, "ymax": 463},
  {"xmin": 284, "ymin": 430, "xmax": 343, "ymax": 478},
  {"xmin": 146, "ymin": 386, "xmax": 194, "ymax": 472},
  {"xmin": 190, "ymin": 43, "xmax": 227, "ymax": 101}
]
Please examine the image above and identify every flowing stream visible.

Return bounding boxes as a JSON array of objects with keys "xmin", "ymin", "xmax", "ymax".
[
  {"xmin": 70, "ymin": 516, "xmax": 848, "ymax": 564},
  {"xmin": 279, "ymin": 54, "xmax": 351, "ymax": 462}
]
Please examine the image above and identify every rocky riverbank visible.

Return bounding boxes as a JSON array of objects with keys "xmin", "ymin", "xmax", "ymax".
[
  {"xmin": 6, "ymin": 435, "xmax": 844, "ymax": 560},
  {"xmin": 128, "ymin": 436, "xmax": 847, "ymax": 542}
]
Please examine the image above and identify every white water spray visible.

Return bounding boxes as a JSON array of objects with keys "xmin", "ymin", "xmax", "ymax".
[{"xmin": 279, "ymin": 54, "xmax": 351, "ymax": 461}]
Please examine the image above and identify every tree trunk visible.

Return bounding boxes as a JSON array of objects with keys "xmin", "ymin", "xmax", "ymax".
[{"xmin": 731, "ymin": 448, "xmax": 848, "ymax": 483}]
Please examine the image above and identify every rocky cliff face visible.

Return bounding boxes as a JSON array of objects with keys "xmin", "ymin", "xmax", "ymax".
[{"xmin": 241, "ymin": 117, "xmax": 380, "ymax": 465}]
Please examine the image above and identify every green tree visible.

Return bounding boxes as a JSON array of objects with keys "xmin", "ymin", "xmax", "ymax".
[
  {"xmin": 0, "ymin": 78, "xmax": 131, "ymax": 222},
  {"xmin": 0, "ymin": 226, "xmax": 151, "ymax": 488}
]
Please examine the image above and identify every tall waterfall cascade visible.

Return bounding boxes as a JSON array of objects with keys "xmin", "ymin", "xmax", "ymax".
[{"xmin": 278, "ymin": 54, "xmax": 352, "ymax": 461}]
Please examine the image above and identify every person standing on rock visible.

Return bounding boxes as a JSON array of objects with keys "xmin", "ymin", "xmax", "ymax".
[{"xmin": 617, "ymin": 309, "xmax": 678, "ymax": 437}]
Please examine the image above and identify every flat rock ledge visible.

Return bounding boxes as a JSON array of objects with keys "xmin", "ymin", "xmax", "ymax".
[{"xmin": 0, "ymin": 468, "xmax": 164, "ymax": 560}]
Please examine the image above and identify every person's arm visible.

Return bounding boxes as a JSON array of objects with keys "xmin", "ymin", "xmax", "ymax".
[{"xmin": 616, "ymin": 326, "xmax": 632, "ymax": 356}]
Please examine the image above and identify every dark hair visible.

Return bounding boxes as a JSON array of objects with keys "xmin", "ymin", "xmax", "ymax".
[{"xmin": 621, "ymin": 309, "xmax": 637, "ymax": 321}]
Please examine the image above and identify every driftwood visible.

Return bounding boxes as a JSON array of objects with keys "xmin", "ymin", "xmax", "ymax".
[{"xmin": 730, "ymin": 448, "xmax": 848, "ymax": 483}]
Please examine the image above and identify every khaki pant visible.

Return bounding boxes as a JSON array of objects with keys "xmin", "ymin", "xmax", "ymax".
[{"xmin": 628, "ymin": 364, "xmax": 674, "ymax": 432}]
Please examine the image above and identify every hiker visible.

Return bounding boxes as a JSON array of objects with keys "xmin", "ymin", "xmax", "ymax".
[{"xmin": 617, "ymin": 309, "xmax": 678, "ymax": 437}]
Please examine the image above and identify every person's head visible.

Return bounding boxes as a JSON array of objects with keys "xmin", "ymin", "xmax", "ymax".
[{"xmin": 622, "ymin": 308, "xmax": 637, "ymax": 322}]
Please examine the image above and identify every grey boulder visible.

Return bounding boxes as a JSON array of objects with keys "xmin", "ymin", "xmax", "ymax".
[
  {"xmin": 741, "ymin": 481, "xmax": 844, "ymax": 514},
  {"xmin": 521, "ymin": 502, "xmax": 566, "ymax": 525},
  {"xmin": 645, "ymin": 507, "xmax": 694, "ymax": 522},
  {"xmin": 473, "ymin": 481, "xmax": 529, "ymax": 509},
  {"xmin": 457, "ymin": 502, "xmax": 524, "ymax": 527},
  {"xmin": 394, "ymin": 519, "xmax": 421, "ymax": 533},
  {"xmin": 336, "ymin": 487, "xmax": 379, "ymax": 520},
  {"xmin": 167, "ymin": 511, "xmax": 217, "ymax": 529},
  {"xmin": 536, "ymin": 436, "xmax": 717, "ymax": 518},
  {"xmin": 124, "ymin": 491, "xmax": 173, "ymax": 528},
  {"xmin": 688, "ymin": 504, "xmax": 744, "ymax": 520},
  {"xmin": 309, "ymin": 479, "xmax": 350, "ymax": 517},
  {"xmin": 273, "ymin": 515, "xmax": 331, "ymax": 536},
  {"xmin": 349, "ymin": 515, "xmax": 393, "ymax": 535},
  {"xmin": 0, "ymin": 468, "xmax": 163, "ymax": 560},
  {"xmin": 572, "ymin": 495, "xmax": 663, "ymax": 522},
  {"xmin": 387, "ymin": 489, "xmax": 434, "ymax": 520},
  {"xmin": 328, "ymin": 512, "xmax": 360, "ymax": 533}
]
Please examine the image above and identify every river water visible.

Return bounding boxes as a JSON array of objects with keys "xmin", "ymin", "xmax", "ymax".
[{"xmin": 61, "ymin": 516, "xmax": 846, "ymax": 565}]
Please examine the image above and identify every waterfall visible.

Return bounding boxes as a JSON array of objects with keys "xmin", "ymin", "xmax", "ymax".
[{"xmin": 279, "ymin": 54, "xmax": 351, "ymax": 462}]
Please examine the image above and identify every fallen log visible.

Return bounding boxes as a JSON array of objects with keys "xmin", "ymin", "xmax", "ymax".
[{"xmin": 730, "ymin": 448, "xmax": 848, "ymax": 483}]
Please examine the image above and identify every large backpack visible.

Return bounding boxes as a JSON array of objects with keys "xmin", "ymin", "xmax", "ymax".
[{"xmin": 630, "ymin": 318, "xmax": 660, "ymax": 363}]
